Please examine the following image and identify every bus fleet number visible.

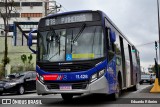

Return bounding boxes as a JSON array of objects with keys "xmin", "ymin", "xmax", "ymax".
[{"xmin": 76, "ymin": 75, "xmax": 88, "ymax": 79}]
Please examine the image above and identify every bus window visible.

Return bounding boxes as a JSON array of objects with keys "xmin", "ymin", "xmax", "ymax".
[
  {"xmin": 123, "ymin": 39, "xmax": 130, "ymax": 61},
  {"xmin": 132, "ymin": 47, "xmax": 137, "ymax": 64},
  {"xmin": 114, "ymin": 34, "xmax": 121, "ymax": 55},
  {"xmin": 106, "ymin": 28, "xmax": 115, "ymax": 61},
  {"xmin": 116, "ymin": 57, "xmax": 121, "ymax": 66}
]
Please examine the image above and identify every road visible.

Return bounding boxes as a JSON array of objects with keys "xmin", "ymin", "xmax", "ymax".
[{"xmin": 0, "ymin": 84, "xmax": 160, "ymax": 107}]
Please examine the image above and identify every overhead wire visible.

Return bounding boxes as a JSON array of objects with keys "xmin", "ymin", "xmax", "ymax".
[{"xmin": 135, "ymin": 40, "xmax": 159, "ymax": 47}]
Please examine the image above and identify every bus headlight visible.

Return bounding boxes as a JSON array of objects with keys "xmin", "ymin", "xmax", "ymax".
[
  {"xmin": 90, "ymin": 69, "xmax": 105, "ymax": 83},
  {"xmin": 98, "ymin": 69, "xmax": 105, "ymax": 77},
  {"xmin": 90, "ymin": 73, "xmax": 98, "ymax": 83}
]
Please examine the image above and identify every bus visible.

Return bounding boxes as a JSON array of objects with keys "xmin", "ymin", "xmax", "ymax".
[{"xmin": 28, "ymin": 10, "xmax": 141, "ymax": 100}]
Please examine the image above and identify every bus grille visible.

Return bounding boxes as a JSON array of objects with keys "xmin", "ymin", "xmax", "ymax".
[
  {"xmin": 45, "ymin": 81, "xmax": 88, "ymax": 89},
  {"xmin": 37, "ymin": 63, "xmax": 94, "ymax": 72}
]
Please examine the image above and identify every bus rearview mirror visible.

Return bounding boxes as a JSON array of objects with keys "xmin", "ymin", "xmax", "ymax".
[
  {"xmin": 28, "ymin": 30, "xmax": 37, "ymax": 54},
  {"xmin": 28, "ymin": 33, "xmax": 33, "ymax": 47}
]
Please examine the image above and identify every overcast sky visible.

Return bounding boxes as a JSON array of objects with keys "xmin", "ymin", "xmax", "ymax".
[{"xmin": 56, "ymin": 0, "xmax": 159, "ymax": 71}]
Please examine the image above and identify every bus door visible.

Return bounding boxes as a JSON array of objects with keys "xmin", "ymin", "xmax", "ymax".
[
  {"xmin": 128, "ymin": 44, "xmax": 134, "ymax": 85},
  {"xmin": 119, "ymin": 36, "xmax": 126, "ymax": 88}
]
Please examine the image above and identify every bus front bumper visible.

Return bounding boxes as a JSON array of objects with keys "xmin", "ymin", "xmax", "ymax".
[{"xmin": 36, "ymin": 76, "xmax": 109, "ymax": 95}]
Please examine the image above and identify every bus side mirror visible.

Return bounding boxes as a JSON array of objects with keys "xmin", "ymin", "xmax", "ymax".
[
  {"xmin": 109, "ymin": 29, "xmax": 116, "ymax": 43},
  {"xmin": 28, "ymin": 30, "xmax": 37, "ymax": 54},
  {"xmin": 28, "ymin": 33, "xmax": 33, "ymax": 47}
]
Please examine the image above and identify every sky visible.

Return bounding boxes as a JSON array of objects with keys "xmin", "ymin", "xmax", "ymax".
[{"xmin": 56, "ymin": 0, "xmax": 159, "ymax": 72}]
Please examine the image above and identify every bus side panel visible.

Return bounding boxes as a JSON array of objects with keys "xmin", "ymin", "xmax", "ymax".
[{"xmin": 105, "ymin": 56, "xmax": 117, "ymax": 94}]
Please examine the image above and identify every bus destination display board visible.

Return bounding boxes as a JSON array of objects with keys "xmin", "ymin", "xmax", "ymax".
[{"xmin": 45, "ymin": 13, "xmax": 93, "ymax": 26}]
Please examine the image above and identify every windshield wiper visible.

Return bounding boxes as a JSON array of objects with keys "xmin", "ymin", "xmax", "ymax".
[
  {"xmin": 72, "ymin": 23, "xmax": 86, "ymax": 43},
  {"xmin": 70, "ymin": 23, "xmax": 86, "ymax": 53}
]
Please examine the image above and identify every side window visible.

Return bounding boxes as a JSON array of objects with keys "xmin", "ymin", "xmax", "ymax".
[
  {"xmin": 116, "ymin": 57, "xmax": 121, "ymax": 66},
  {"xmin": 114, "ymin": 34, "xmax": 121, "ymax": 55},
  {"xmin": 105, "ymin": 18, "xmax": 111, "ymax": 51},
  {"xmin": 108, "ymin": 29, "xmax": 115, "ymax": 52},
  {"xmin": 123, "ymin": 39, "xmax": 130, "ymax": 61},
  {"xmin": 32, "ymin": 72, "xmax": 36, "ymax": 78},
  {"xmin": 25, "ymin": 73, "xmax": 32, "ymax": 79},
  {"xmin": 105, "ymin": 18, "xmax": 116, "ymax": 62},
  {"xmin": 108, "ymin": 29, "xmax": 116, "ymax": 62},
  {"xmin": 132, "ymin": 47, "xmax": 137, "ymax": 64}
]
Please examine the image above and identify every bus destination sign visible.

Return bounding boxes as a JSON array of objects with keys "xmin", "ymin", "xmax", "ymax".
[{"xmin": 45, "ymin": 13, "xmax": 93, "ymax": 26}]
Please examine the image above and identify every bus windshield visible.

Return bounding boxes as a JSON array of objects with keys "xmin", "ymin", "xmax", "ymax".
[{"xmin": 38, "ymin": 26, "xmax": 104, "ymax": 62}]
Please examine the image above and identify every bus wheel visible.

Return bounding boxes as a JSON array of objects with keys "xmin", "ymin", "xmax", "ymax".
[
  {"xmin": 61, "ymin": 94, "xmax": 73, "ymax": 101},
  {"xmin": 132, "ymin": 84, "xmax": 138, "ymax": 91},
  {"xmin": 111, "ymin": 82, "xmax": 120, "ymax": 100}
]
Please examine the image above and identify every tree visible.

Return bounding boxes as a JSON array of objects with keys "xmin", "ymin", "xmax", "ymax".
[
  {"xmin": 0, "ymin": 0, "xmax": 17, "ymax": 76},
  {"xmin": 150, "ymin": 64, "xmax": 160, "ymax": 73}
]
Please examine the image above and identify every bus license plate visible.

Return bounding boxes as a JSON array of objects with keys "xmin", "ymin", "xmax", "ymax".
[{"xmin": 60, "ymin": 85, "xmax": 72, "ymax": 90}]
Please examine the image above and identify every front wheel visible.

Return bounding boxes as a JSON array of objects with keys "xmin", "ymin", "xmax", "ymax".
[
  {"xmin": 111, "ymin": 82, "xmax": 121, "ymax": 100},
  {"xmin": 132, "ymin": 84, "xmax": 138, "ymax": 91},
  {"xmin": 17, "ymin": 85, "xmax": 25, "ymax": 95},
  {"xmin": 61, "ymin": 94, "xmax": 73, "ymax": 101}
]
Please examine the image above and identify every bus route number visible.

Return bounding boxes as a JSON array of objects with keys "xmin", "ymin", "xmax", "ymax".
[{"xmin": 76, "ymin": 75, "xmax": 88, "ymax": 79}]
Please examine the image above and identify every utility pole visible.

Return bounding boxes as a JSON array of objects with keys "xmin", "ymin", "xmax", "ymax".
[
  {"xmin": 155, "ymin": 41, "xmax": 158, "ymax": 62},
  {"xmin": 157, "ymin": 0, "xmax": 160, "ymax": 85}
]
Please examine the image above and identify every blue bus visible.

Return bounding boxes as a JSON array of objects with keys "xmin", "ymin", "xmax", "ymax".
[{"xmin": 28, "ymin": 10, "xmax": 141, "ymax": 100}]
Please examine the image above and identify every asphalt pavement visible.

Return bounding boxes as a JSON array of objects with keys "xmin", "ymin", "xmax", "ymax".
[{"xmin": 0, "ymin": 84, "xmax": 160, "ymax": 107}]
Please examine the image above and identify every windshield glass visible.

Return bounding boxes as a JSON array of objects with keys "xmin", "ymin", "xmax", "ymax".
[{"xmin": 38, "ymin": 26, "xmax": 104, "ymax": 62}]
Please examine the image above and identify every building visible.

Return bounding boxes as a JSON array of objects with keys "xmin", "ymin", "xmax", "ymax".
[
  {"xmin": 0, "ymin": 0, "xmax": 50, "ymax": 45},
  {"xmin": 0, "ymin": 0, "xmax": 50, "ymax": 71}
]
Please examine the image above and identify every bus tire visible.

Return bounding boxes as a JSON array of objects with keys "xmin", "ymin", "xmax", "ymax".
[
  {"xmin": 132, "ymin": 74, "xmax": 138, "ymax": 91},
  {"xmin": 139, "ymin": 82, "xmax": 143, "ymax": 85},
  {"xmin": 61, "ymin": 94, "xmax": 73, "ymax": 101},
  {"xmin": 111, "ymin": 82, "xmax": 120, "ymax": 100},
  {"xmin": 132, "ymin": 84, "xmax": 138, "ymax": 91}
]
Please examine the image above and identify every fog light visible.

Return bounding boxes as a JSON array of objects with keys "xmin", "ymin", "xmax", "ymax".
[{"xmin": 90, "ymin": 73, "xmax": 98, "ymax": 83}]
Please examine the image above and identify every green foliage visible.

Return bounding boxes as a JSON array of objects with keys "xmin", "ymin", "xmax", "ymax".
[
  {"xmin": 21, "ymin": 54, "xmax": 27, "ymax": 64},
  {"xmin": 20, "ymin": 54, "xmax": 35, "ymax": 71},
  {"xmin": 28, "ymin": 54, "xmax": 33, "ymax": 64},
  {"xmin": 150, "ymin": 65, "xmax": 160, "ymax": 73},
  {"xmin": 0, "ymin": 64, "xmax": 4, "ymax": 79},
  {"xmin": 1, "ymin": 57, "xmax": 10, "ymax": 64}
]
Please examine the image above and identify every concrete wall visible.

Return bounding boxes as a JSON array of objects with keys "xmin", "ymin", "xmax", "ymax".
[{"xmin": 0, "ymin": 37, "xmax": 36, "ymax": 68}]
